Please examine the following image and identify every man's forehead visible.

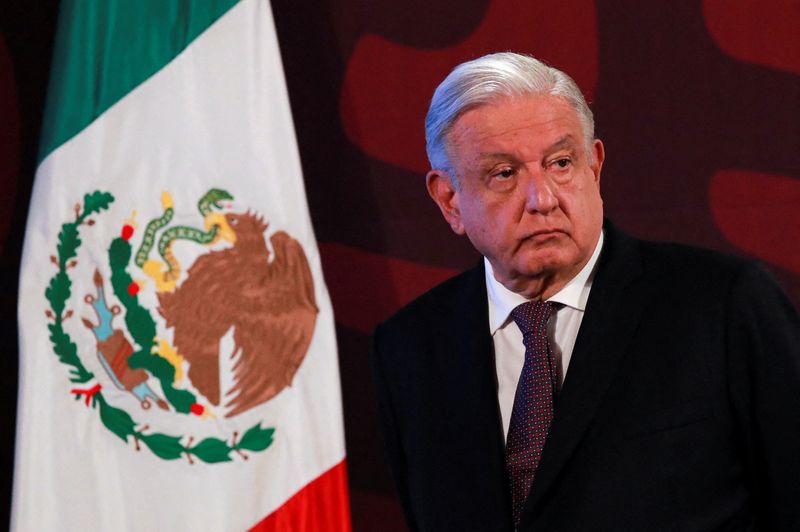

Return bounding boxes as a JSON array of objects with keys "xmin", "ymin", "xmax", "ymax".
[
  {"xmin": 470, "ymin": 133, "xmax": 579, "ymax": 160},
  {"xmin": 458, "ymin": 93, "xmax": 574, "ymax": 122},
  {"xmin": 451, "ymin": 96, "xmax": 579, "ymax": 139}
]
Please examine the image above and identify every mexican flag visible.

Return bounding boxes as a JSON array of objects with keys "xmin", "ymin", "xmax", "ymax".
[{"xmin": 12, "ymin": 1, "xmax": 351, "ymax": 530}]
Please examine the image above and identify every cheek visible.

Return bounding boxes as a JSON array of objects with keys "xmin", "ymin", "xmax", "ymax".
[
  {"xmin": 586, "ymin": 185, "xmax": 604, "ymax": 216},
  {"xmin": 566, "ymin": 177, "xmax": 602, "ymax": 215},
  {"xmin": 461, "ymin": 193, "xmax": 493, "ymax": 225},
  {"xmin": 465, "ymin": 206, "xmax": 509, "ymax": 251},
  {"xmin": 570, "ymin": 190, "xmax": 604, "ymax": 247},
  {"xmin": 459, "ymin": 190, "xmax": 523, "ymax": 248}
]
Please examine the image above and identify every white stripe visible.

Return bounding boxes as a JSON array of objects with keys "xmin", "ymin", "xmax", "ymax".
[{"xmin": 13, "ymin": 1, "xmax": 346, "ymax": 530}]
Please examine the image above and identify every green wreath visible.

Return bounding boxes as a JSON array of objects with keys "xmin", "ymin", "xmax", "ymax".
[{"xmin": 44, "ymin": 191, "xmax": 274, "ymax": 463}]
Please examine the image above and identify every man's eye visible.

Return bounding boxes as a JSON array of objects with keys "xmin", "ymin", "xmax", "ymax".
[
  {"xmin": 552, "ymin": 158, "xmax": 571, "ymax": 169},
  {"xmin": 494, "ymin": 168, "xmax": 515, "ymax": 179}
]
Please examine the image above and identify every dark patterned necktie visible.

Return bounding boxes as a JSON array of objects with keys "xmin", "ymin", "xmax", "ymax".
[{"xmin": 506, "ymin": 300, "xmax": 557, "ymax": 526}]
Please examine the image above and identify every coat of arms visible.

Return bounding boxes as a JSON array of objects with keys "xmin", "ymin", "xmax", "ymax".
[{"xmin": 44, "ymin": 189, "xmax": 318, "ymax": 463}]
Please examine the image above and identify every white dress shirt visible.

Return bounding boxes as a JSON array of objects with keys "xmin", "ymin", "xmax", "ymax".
[{"xmin": 486, "ymin": 231, "xmax": 604, "ymax": 440}]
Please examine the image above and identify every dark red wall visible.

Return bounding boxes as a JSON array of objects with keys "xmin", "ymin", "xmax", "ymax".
[{"xmin": 3, "ymin": 1, "xmax": 798, "ymax": 529}]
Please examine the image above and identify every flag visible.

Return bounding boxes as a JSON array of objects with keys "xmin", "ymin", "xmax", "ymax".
[{"xmin": 12, "ymin": 1, "xmax": 351, "ymax": 530}]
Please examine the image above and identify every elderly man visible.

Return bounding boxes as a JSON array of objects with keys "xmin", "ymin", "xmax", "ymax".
[{"xmin": 370, "ymin": 52, "xmax": 800, "ymax": 531}]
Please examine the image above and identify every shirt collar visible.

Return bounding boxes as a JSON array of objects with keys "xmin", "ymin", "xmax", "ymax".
[{"xmin": 485, "ymin": 230, "xmax": 605, "ymax": 335}]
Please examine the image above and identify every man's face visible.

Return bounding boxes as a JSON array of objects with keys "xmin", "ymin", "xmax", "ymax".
[{"xmin": 426, "ymin": 94, "xmax": 605, "ymax": 299}]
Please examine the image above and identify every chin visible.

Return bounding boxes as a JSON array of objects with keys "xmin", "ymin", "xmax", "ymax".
[{"xmin": 515, "ymin": 250, "xmax": 574, "ymax": 277}]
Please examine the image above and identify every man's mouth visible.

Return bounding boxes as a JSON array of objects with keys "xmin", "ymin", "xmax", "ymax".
[{"xmin": 525, "ymin": 229, "xmax": 565, "ymax": 241}]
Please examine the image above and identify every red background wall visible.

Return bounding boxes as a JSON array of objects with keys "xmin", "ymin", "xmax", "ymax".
[{"xmin": 2, "ymin": 1, "xmax": 798, "ymax": 529}]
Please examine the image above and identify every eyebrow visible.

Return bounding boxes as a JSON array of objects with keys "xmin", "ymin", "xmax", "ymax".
[
  {"xmin": 545, "ymin": 135, "xmax": 577, "ymax": 153},
  {"xmin": 476, "ymin": 135, "xmax": 578, "ymax": 162},
  {"xmin": 476, "ymin": 152, "xmax": 516, "ymax": 163}
]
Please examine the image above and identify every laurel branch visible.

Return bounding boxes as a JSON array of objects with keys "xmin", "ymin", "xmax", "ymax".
[
  {"xmin": 108, "ymin": 235, "xmax": 198, "ymax": 413},
  {"xmin": 44, "ymin": 191, "xmax": 275, "ymax": 463}
]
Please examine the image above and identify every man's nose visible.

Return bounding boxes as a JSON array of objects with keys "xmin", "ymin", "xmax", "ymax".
[{"xmin": 523, "ymin": 171, "xmax": 558, "ymax": 214}]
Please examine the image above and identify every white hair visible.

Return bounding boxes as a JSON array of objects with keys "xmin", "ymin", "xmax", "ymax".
[{"xmin": 425, "ymin": 52, "xmax": 595, "ymax": 182}]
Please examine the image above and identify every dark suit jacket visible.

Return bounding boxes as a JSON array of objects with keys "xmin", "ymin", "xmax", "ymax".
[{"xmin": 370, "ymin": 222, "xmax": 800, "ymax": 531}]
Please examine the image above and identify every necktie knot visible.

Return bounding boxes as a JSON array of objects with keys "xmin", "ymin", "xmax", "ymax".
[{"xmin": 510, "ymin": 300, "xmax": 554, "ymax": 336}]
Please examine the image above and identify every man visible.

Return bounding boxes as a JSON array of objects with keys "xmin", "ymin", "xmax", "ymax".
[{"xmin": 370, "ymin": 52, "xmax": 800, "ymax": 531}]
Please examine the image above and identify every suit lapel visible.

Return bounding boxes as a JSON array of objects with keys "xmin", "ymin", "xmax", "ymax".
[
  {"xmin": 432, "ymin": 262, "xmax": 513, "ymax": 527},
  {"xmin": 523, "ymin": 224, "xmax": 647, "ymax": 523}
]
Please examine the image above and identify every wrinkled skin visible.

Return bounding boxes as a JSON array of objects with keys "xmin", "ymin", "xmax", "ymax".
[{"xmin": 427, "ymin": 94, "xmax": 605, "ymax": 300}]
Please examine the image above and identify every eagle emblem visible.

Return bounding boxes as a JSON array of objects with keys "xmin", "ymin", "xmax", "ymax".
[
  {"xmin": 156, "ymin": 211, "xmax": 318, "ymax": 417},
  {"xmin": 135, "ymin": 189, "xmax": 319, "ymax": 417},
  {"xmin": 43, "ymin": 189, "xmax": 316, "ymax": 463}
]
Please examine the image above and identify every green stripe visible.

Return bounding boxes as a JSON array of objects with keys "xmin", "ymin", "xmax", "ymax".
[{"xmin": 39, "ymin": 0, "xmax": 240, "ymax": 163}]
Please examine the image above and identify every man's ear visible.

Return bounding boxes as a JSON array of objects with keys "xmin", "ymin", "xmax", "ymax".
[
  {"xmin": 590, "ymin": 139, "xmax": 605, "ymax": 186},
  {"xmin": 426, "ymin": 169, "xmax": 465, "ymax": 235}
]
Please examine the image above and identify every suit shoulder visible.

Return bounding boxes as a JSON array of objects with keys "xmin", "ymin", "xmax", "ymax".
[
  {"xmin": 375, "ymin": 264, "xmax": 483, "ymax": 340},
  {"xmin": 641, "ymin": 239, "xmax": 744, "ymax": 263},
  {"xmin": 638, "ymin": 239, "xmax": 750, "ymax": 281},
  {"xmin": 630, "ymin": 237, "xmax": 789, "ymax": 305}
]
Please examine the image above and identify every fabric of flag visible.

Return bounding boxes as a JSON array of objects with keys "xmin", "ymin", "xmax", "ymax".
[{"xmin": 12, "ymin": 1, "xmax": 351, "ymax": 530}]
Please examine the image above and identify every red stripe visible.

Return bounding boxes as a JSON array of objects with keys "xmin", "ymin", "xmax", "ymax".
[{"xmin": 250, "ymin": 460, "xmax": 352, "ymax": 532}]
